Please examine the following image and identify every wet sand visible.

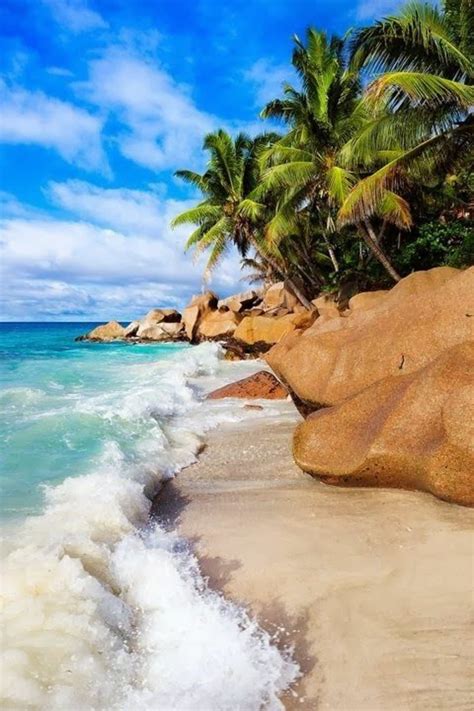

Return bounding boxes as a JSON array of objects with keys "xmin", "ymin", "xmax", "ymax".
[{"xmin": 152, "ymin": 414, "xmax": 474, "ymax": 710}]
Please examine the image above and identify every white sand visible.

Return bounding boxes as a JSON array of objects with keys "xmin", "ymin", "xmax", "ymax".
[{"xmin": 153, "ymin": 415, "xmax": 474, "ymax": 710}]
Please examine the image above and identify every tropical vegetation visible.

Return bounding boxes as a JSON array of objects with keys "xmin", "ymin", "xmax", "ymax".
[{"xmin": 173, "ymin": 0, "xmax": 473, "ymax": 307}]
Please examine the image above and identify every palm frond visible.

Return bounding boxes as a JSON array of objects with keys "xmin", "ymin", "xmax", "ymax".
[
  {"xmin": 350, "ymin": 2, "xmax": 473, "ymax": 78},
  {"xmin": 261, "ymin": 161, "xmax": 315, "ymax": 191},
  {"xmin": 174, "ymin": 170, "xmax": 207, "ymax": 191},
  {"xmin": 379, "ymin": 191, "xmax": 413, "ymax": 229},
  {"xmin": 368, "ymin": 71, "xmax": 474, "ymax": 108},
  {"xmin": 237, "ymin": 198, "xmax": 266, "ymax": 221},
  {"xmin": 171, "ymin": 204, "xmax": 221, "ymax": 228},
  {"xmin": 338, "ymin": 119, "xmax": 473, "ymax": 226},
  {"xmin": 326, "ymin": 165, "xmax": 357, "ymax": 205}
]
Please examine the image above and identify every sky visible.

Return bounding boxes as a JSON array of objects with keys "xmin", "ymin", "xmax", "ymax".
[{"xmin": 0, "ymin": 0, "xmax": 403, "ymax": 321}]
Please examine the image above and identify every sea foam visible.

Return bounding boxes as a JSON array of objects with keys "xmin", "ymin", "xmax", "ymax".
[{"xmin": 1, "ymin": 343, "xmax": 298, "ymax": 710}]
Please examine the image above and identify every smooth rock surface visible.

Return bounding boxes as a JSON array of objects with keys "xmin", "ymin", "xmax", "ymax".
[
  {"xmin": 268, "ymin": 267, "xmax": 474, "ymax": 408},
  {"xmin": 182, "ymin": 291, "xmax": 218, "ymax": 341},
  {"xmin": 137, "ymin": 308, "xmax": 181, "ymax": 337},
  {"xmin": 295, "ymin": 342, "xmax": 474, "ymax": 506},
  {"xmin": 311, "ymin": 293, "xmax": 339, "ymax": 318},
  {"xmin": 262, "ymin": 281, "xmax": 299, "ymax": 311},
  {"xmin": 217, "ymin": 290, "xmax": 261, "ymax": 313},
  {"xmin": 234, "ymin": 312, "xmax": 316, "ymax": 346},
  {"xmin": 139, "ymin": 322, "xmax": 184, "ymax": 340},
  {"xmin": 198, "ymin": 310, "xmax": 241, "ymax": 339},
  {"xmin": 85, "ymin": 321, "xmax": 126, "ymax": 340},
  {"xmin": 123, "ymin": 320, "xmax": 140, "ymax": 337},
  {"xmin": 207, "ymin": 370, "xmax": 288, "ymax": 400}
]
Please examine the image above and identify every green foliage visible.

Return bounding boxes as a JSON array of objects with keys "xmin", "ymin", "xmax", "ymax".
[{"xmin": 395, "ymin": 220, "xmax": 474, "ymax": 271}]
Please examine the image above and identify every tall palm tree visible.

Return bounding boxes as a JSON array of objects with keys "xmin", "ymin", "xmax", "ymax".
[
  {"xmin": 258, "ymin": 28, "xmax": 403, "ymax": 282},
  {"xmin": 338, "ymin": 2, "xmax": 474, "ymax": 236},
  {"xmin": 171, "ymin": 129, "xmax": 313, "ymax": 308}
]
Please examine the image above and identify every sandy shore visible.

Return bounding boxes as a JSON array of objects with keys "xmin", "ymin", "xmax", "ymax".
[{"xmin": 152, "ymin": 412, "xmax": 474, "ymax": 710}]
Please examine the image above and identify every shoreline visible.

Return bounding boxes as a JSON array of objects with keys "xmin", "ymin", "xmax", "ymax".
[{"xmin": 152, "ymin": 413, "xmax": 474, "ymax": 710}]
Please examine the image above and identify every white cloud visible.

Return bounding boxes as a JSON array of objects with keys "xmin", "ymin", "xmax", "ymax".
[
  {"xmin": 42, "ymin": 0, "xmax": 107, "ymax": 32},
  {"xmin": 47, "ymin": 180, "xmax": 175, "ymax": 235},
  {"xmin": 0, "ymin": 186, "xmax": 247, "ymax": 320},
  {"xmin": 244, "ymin": 59, "xmax": 294, "ymax": 107},
  {"xmin": 0, "ymin": 80, "xmax": 106, "ymax": 171},
  {"xmin": 356, "ymin": 0, "xmax": 403, "ymax": 20},
  {"xmin": 78, "ymin": 47, "xmax": 217, "ymax": 171}
]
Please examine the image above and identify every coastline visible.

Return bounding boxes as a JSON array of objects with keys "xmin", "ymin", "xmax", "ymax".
[{"xmin": 152, "ymin": 414, "xmax": 474, "ymax": 710}]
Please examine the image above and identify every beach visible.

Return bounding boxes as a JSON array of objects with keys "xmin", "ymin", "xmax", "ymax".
[{"xmin": 154, "ymin": 413, "xmax": 474, "ymax": 710}]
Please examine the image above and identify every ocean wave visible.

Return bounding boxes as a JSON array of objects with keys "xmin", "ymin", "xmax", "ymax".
[{"xmin": 0, "ymin": 343, "xmax": 298, "ymax": 709}]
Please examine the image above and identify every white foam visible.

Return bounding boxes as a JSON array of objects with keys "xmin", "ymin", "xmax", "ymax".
[{"xmin": 1, "ymin": 343, "xmax": 299, "ymax": 710}]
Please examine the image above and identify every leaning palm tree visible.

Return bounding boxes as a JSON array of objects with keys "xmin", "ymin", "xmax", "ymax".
[
  {"xmin": 171, "ymin": 129, "xmax": 313, "ymax": 308},
  {"xmin": 338, "ymin": 1, "xmax": 474, "ymax": 236},
  {"xmin": 258, "ymin": 28, "xmax": 403, "ymax": 282}
]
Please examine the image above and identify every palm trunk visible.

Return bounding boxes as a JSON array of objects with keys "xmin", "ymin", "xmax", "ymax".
[
  {"xmin": 247, "ymin": 233, "xmax": 314, "ymax": 310},
  {"xmin": 267, "ymin": 253, "xmax": 314, "ymax": 310},
  {"xmin": 361, "ymin": 221, "xmax": 401, "ymax": 283},
  {"xmin": 323, "ymin": 234, "xmax": 339, "ymax": 273}
]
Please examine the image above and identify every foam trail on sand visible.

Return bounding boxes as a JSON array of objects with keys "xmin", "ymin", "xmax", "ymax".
[{"xmin": 1, "ymin": 343, "xmax": 298, "ymax": 710}]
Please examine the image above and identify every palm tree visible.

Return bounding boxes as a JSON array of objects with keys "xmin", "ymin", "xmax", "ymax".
[
  {"xmin": 171, "ymin": 129, "xmax": 313, "ymax": 308},
  {"xmin": 338, "ymin": 2, "xmax": 474, "ymax": 241},
  {"xmin": 258, "ymin": 28, "xmax": 403, "ymax": 282}
]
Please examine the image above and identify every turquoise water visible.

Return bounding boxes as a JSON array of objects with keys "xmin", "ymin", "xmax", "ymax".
[
  {"xmin": 0, "ymin": 322, "xmax": 189, "ymax": 519},
  {"xmin": 0, "ymin": 325, "xmax": 299, "ymax": 709}
]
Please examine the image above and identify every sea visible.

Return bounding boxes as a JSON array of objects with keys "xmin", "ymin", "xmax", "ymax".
[{"xmin": 0, "ymin": 322, "xmax": 298, "ymax": 710}]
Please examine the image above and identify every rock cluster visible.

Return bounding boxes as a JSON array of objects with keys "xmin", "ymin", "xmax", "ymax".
[
  {"xmin": 77, "ymin": 281, "xmax": 319, "ymax": 352},
  {"xmin": 266, "ymin": 266, "xmax": 474, "ymax": 505}
]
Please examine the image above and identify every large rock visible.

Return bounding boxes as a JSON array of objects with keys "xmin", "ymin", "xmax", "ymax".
[
  {"xmin": 198, "ymin": 310, "xmax": 241, "ymax": 339},
  {"xmin": 143, "ymin": 308, "xmax": 181, "ymax": 323},
  {"xmin": 262, "ymin": 281, "xmax": 299, "ymax": 311},
  {"xmin": 311, "ymin": 294, "xmax": 340, "ymax": 319},
  {"xmin": 136, "ymin": 308, "xmax": 181, "ymax": 337},
  {"xmin": 347, "ymin": 289, "xmax": 387, "ymax": 312},
  {"xmin": 234, "ymin": 311, "xmax": 316, "ymax": 346},
  {"xmin": 139, "ymin": 322, "xmax": 184, "ymax": 341},
  {"xmin": 124, "ymin": 320, "xmax": 140, "ymax": 337},
  {"xmin": 207, "ymin": 370, "xmax": 288, "ymax": 400},
  {"xmin": 267, "ymin": 267, "xmax": 473, "ymax": 409},
  {"xmin": 182, "ymin": 292, "xmax": 218, "ymax": 342},
  {"xmin": 294, "ymin": 342, "xmax": 474, "ymax": 506},
  {"xmin": 218, "ymin": 290, "xmax": 262, "ymax": 313},
  {"xmin": 85, "ymin": 321, "xmax": 126, "ymax": 341}
]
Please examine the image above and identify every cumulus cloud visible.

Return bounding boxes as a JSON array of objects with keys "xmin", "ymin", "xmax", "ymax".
[
  {"xmin": 0, "ymin": 80, "xmax": 106, "ymax": 171},
  {"xmin": 244, "ymin": 58, "xmax": 294, "ymax": 106},
  {"xmin": 47, "ymin": 180, "xmax": 176, "ymax": 235},
  {"xmin": 41, "ymin": 0, "xmax": 107, "ymax": 33},
  {"xmin": 0, "ymin": 186, "xmax": 247, "ymax": 320},
  {"xmin": 78, "ymin": 46, "xmax": 217, "ymax": 170}
]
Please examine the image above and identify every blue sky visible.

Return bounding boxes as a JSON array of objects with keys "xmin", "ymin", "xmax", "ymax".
[{"xmin": 0, "ymin": 0, "xmax": 403, "ymax": 321}]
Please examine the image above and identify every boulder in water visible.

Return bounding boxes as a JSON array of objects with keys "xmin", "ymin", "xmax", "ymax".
[
  {"xmin": 183, "ymin": 292, "xmax": 218, "ymax": 342},
  {"xmin": 124, "ymin": 320, "xmax": 140, "ymax": 337},
  {"xmin": 137, "ymin": 309, "xmax": 181, "ymax": 337},
  {"xmin": 139, "ymin": 322, "xmax": 184, "ymax": 341},
  {"xmin": 82, "ymin": 321, "xmax": 126, "ymax": 341}
]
